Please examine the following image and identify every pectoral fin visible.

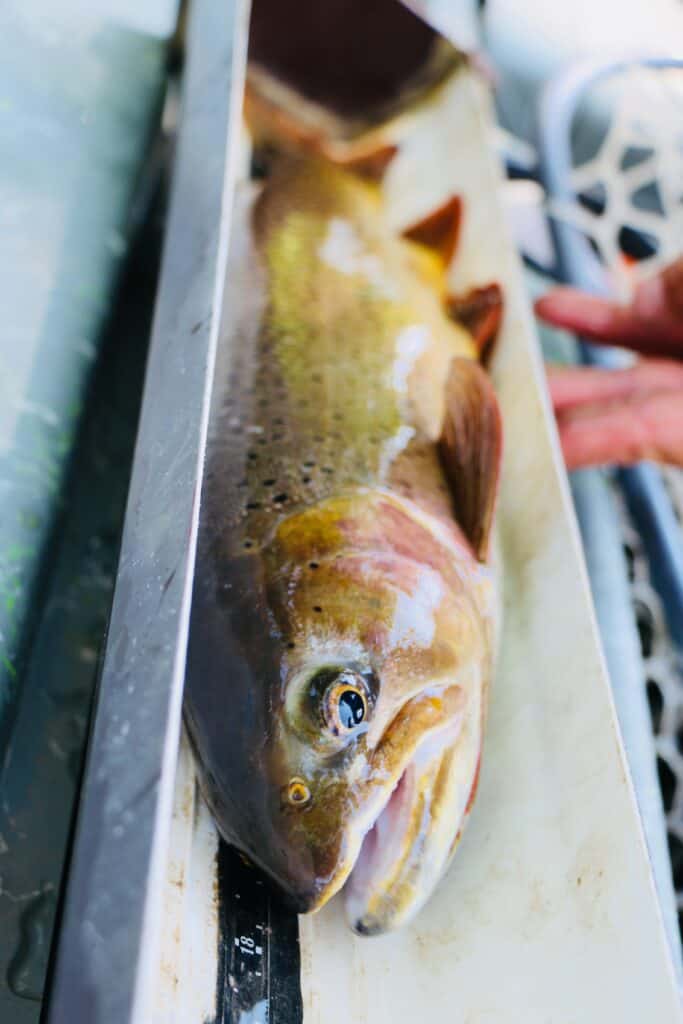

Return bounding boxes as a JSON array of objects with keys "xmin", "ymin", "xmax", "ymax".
[
  {"xmin": 447, "ymin": 283, "xmax": 503, "ymax": 362},
  {"xmin": 438, "ymin": 358, "xmax": 502, "ymax": 562},
  {"xmin": 402, "ymin": 196, "xmax": 462, "ymax": 266}
]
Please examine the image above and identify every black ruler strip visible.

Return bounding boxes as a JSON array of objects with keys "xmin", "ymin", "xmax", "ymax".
[{"xmin": 216, "ymin": 843, "xmax": 303, "ymax": 1024}]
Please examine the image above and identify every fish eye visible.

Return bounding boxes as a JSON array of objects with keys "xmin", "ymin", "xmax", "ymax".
[
  {"xmin": 323, "ymin": 673, "xmax": 369, "ymax": 736},
  {"xmin": 290, "ymin": 665, "xmax": 377, "ymax": 745}
]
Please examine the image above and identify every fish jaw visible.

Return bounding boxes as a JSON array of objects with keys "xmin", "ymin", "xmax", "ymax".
[
  {"xmin": 343, "ymin": 679, "xmax": 484, "ymax": 935},
  {"xmin": 282, "ymin": 676, "xmax": 484, "ymax": 930}
]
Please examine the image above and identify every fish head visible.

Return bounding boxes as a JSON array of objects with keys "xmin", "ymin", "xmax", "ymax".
[{"xmin": 259, "ymin": 490, "xmax": 494, "ymax": 933}]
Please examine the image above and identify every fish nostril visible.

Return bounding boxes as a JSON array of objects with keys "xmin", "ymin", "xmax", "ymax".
[{"xmin": 286, "ymin": 777, "xmax": 311, "ymax": 807}]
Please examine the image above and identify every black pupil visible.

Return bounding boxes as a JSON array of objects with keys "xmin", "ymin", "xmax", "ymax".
[{"xmin": 338, "ymin": 689, "xmax": 365, "ymax": 729}]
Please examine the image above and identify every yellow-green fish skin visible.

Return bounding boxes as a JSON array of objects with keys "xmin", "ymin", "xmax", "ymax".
[{"xmin": 184, "ymin": 156, "xmax": 497, "ymax": 933}]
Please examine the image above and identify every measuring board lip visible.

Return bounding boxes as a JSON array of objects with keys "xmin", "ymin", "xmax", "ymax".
[{"xmin": 44, "ymin": 1, "xmax": 251, "ymax": 1022}]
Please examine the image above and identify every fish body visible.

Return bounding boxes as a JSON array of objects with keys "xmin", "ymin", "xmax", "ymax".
[{"xmin": 185, "ymin": 155, "xmax": 501, "ymax": 934}]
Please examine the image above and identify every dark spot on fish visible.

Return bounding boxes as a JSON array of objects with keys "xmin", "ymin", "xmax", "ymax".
[
  {"xmin": 257, "ymin": 437, "xmax": 267, "ymax": 446},
  {"xmin": 273, "ymin": 432, "xmax": 284, "ymax": 441},
  {"xmin": 262, "ymin": 478, "xmax": 276, "ymax": 486},
  {"xmin": 322, "ymin": 466, "xmax": 334, "ymax": 475},
  {"xmin": 287, "ymin": 641, "xmax": 296, "ymax": 649},
  {"xmin": 314, "ymin": 434, "xmax": 324, "ymax": 443},
  {"xmin": 302, "ymin": 476, "xmax": 312, "ymax": 484},
  {"xmin": 191, "ymin": 321, "xmax": 202, "ymax": 334},
  {"xmin": 273, "ymin": 493, "xmax": 288, "ymax": 505},
  {"xmin": 247, "ymin": 451, "xmax": 258, "ymax": 461},
  {"xmin": 303, "ymin": 460, "xmax": 316, "ymax": 468},
  {"xmin": 246, "ymin": 501, "xmax": 261, "ymax": 510},
  {"xmin": 309, "ymin": 562, "xmax": 319, "ymax": 570},
  {"xmin": 313, "ymin": 605, "xmax": 322, "ymax": 613},
  {"xmin": 274, "ymin": 417, "xmax": 284, "ymax": 425},
  {"xmin": 244, "ymin": 540, "xmax": 253, "ymax": 549}
]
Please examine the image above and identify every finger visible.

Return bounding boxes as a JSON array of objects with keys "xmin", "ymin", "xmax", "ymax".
[
  {"xmin": 535, "ymin": 288, "xmax": 643, "ymax": 342},
  {"xmin": 662, "ymin": 257, "xmax": 683, "ymax": 318},
  {"xmin": 535, "ymin": 286, "xmax": 683, "ymax": 358},
  {"xmin": 547, "ymin": 360, "xmax": 683, "ymax": 412},
  {"xmin": 633, "ymin": 261, "xmax": 683, "ymax": 343},
  {"xmin": 556, "ymin": 389, "xmax": 683, "ymax": 470}
]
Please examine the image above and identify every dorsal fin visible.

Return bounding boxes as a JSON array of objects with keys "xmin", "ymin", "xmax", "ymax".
[
  {"xmin": 401, "ymin": 195, "xmax": 462, "ymax": 266},
  {"xmin": 447, "ymin": 283, "xmax": 503, "ymax": 363},
  {"xmin": 245, "ymin": 72, "xmax": 399, "ymax": 184},
  {"xmin": 334, "ymin": 143, "xmax": 399, "ymax": 182},
  {"xmin": 438, "ymin": 357, "xmax": 502, "ymax": 562}
]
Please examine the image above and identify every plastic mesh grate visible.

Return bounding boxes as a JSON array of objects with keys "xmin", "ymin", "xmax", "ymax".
[
  {"xmin": 548, "ymin": 64, "xmax": 683, "ymax": 298},
  {"xmin": 547, "ymin": 61, "xmax": 683, "ymax": 943},
  {"xmin": 617, "ymin": 482, "xmax": 683, "ymax": 938}
]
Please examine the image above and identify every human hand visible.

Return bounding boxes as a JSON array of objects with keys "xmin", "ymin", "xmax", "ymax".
[{"xmin": 535, "ymin": 257, "xmax": 683, "ymax": 470}]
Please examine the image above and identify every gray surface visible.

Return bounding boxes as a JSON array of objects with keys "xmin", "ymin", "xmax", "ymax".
[
  {"xmin": 45, "ymin": 0, "xmax": 250, "ymax": 1021},
  {"xmin": 0, "ymin": 0, "xmax": 166, "ymax": 752},
  {"xmin": 0, "ymin": 5, "xmax": 169, "ymax": 1021},
  {"xmin": 0, "ymin": 195, "xmax": 162, "ymax": 1024}
]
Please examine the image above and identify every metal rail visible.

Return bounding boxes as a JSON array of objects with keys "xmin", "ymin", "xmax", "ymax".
[{"xmin": 45, "ymin": 1, "xmax": 250, "ymax": 1021}]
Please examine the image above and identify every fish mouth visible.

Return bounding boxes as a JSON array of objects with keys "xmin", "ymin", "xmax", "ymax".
[{"xmin": 341, "ymin": 698, "xmax": 482, "ymax": 936}]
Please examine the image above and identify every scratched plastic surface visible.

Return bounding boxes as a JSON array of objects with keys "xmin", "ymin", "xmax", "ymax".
[{"xmin": 0, "ymin": 174, "xmax": 163, "ymax": 1021}]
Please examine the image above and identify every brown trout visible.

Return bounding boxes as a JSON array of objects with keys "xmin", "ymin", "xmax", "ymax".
[{"xmin": 185, "ymin": 152, "xmax": 502, "ymax": 935}]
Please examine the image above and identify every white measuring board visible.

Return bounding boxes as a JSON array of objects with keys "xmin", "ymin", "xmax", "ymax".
[{"xmin": 298, "ymin": 69, "xmax": 682, "ymax": 1024}]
